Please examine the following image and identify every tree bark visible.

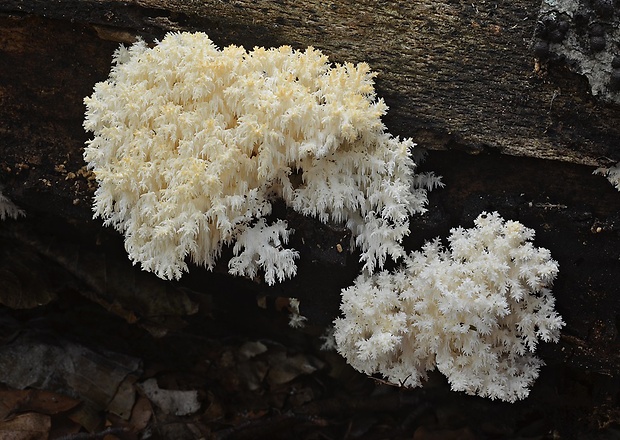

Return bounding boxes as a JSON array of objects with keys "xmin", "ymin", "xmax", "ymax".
[
  {"xmin": 0, "ymin": 1, "xmax": 619, "ymax": 431},
  {"xmin": 4, "ymin": 0, "xmax": 620, "ymax": 165}
]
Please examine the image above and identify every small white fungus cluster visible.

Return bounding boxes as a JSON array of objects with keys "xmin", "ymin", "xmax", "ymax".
[
  {"xmin": 84, "ymin": 32, "xmax": 440, "ymax": 283},
  {"xmin": 594, "ymin": 162, "xmax": 620, "ymax": 191},
  {"xmin": 0, "ymin": 189, "xmax": 25, "ymax": 221},
  {"xmin": 334, "ymin": 212, "xmax": 564, "ymax": 402}
]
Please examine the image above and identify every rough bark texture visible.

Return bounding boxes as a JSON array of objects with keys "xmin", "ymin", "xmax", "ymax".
[
  {"xmin": 4, "ymin": 0, "xmax": 620, "ymax": 165},
  {"xmin": 0, "ymin": 1, "xmax": 619, "ymax": 438}
]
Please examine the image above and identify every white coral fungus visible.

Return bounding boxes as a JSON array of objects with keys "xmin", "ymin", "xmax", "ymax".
[
  {"xmin": 84, "ymin": 32, "xmax": 440, "ymax": 283},
  {"xmin": 0, "ymin": 189, "xmax": 25, "ymax": 221},
  {"xmin": 594, "ymin": 162, "xmax": 620, "ymax": 191},
  {"xmin": 334, "ymin": 212, "xmax": 564, "ymax": 402}
]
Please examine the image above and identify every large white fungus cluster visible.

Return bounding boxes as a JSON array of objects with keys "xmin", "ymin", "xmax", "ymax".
[
  {"xmin": 84, "ymin": 32, "xmax": 440, "ymax": 283},
  {"xmin": 334, "ymin": 212, "xmax": 564, "ymax": 402},
  {"xmin": 84, "ymin": 33, "xmax": 563, "ymax": 402}
]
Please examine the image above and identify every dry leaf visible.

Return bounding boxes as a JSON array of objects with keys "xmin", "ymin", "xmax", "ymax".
[
  {"xmin": 0, "ymin": 412, "xmax": 51, "ymax": 440},
  {"xmin": 138, "ymin": 378, "xmax": 200, "ymax": 416},
  {"xmin": 128, "ymin": 396, "xmax": 152, "ymax": 432},
  {"xmin": 0, "ymin": 332, "xmax": 141, "ymax": 412},
  {"xmin": 0, "ymin": 389, "xmax": 79, "ymax": 420}
]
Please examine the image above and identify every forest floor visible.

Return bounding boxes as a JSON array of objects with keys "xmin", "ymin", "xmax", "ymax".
[{"xmin": 0, "ymin": 235, "xmax": 619, "ymax": 440}]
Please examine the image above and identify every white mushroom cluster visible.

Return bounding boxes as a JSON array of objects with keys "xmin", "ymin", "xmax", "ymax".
[
  {"xmin": 85, "ymin": 33, "xmax": 563, "ymax": 402},
  {"xmin": 84, "ymin": 32, "xmax": 440, "ymax": 283},
  {"xmin": 334, "ymin": 212, "xmax": 564, "ymax": 402}
]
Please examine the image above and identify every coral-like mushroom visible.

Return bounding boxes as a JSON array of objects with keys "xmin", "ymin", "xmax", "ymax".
[
  {"xmin": 84, "ymin": 32, "xmax": 440, "ymax": 283},
  {"xmin": 334, "ymin": 212, "xmax": 564, "ymax": 402}
]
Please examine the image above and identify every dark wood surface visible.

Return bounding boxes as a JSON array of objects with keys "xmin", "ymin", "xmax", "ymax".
[
  {"xmin": 3, "ymin": 0, "xmax": 620, "ymax": 165},
  {"xmin": 0, "ymin": 2, "xmax": 619, "ymax": 438}
]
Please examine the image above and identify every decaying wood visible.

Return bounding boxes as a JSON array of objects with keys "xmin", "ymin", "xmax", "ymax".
[
  {"xmin": 0, "ymin": 2, "xmax": 619, "ymax": 437},
  {"xmin": 2, "ymin": 0, "xmax": 620, "ymax": 166}
]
